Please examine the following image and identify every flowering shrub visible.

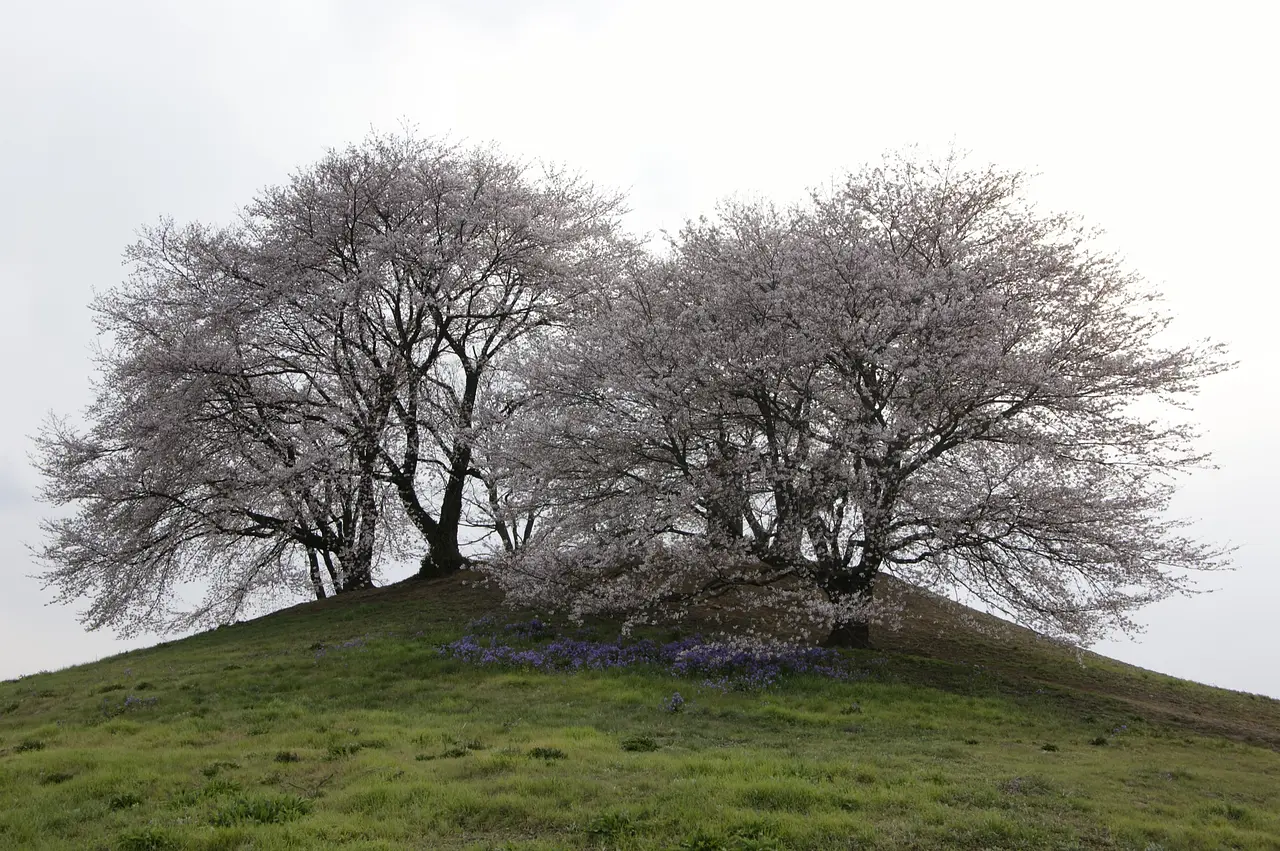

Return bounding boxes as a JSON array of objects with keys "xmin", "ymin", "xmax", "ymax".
[
  {"xmin": 439, "ymin": 619, "xmax": 862, "ymax": 690},
  {"xmin": 663, "ymin": 692, "xmax": 686, "ymax": 713}
]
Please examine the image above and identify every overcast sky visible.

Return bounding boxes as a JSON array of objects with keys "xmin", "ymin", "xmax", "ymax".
[{"xmin": 2, "ymin": 0, "xmax": 1275, "ymax": 696}]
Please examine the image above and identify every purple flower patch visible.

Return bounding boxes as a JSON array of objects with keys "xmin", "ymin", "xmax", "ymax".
[{"xmin": 439, "ymin": 621, "xmax": 862, "ymax": 690}]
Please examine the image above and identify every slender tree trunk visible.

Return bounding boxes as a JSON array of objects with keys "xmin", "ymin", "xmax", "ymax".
[
  {"xmin": 484, "ymin": 475, "xmax": 516, "ymax": 554},
  {"xmin": 306, "ymin": 548, "xmax": 328, "ymax": 600},
  {"xmin": 415, "ymin": 367, "xmax": 480, "ymax": 579},
  {"xmin": 320, "ymin": 549, "xmax": 340, "ymax": 591},
  {"xmin": 414, "ymin": 463, "xmax": 471, "ymax": 577},
  {"xmin": 346, "ymin": 455, "xmax": 379, "ymax": 591}
]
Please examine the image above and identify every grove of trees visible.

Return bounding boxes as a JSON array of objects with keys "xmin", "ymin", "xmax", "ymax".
[{"xmin": 34, "ymin": 131, "xmax": 1231, "ymax": 646}]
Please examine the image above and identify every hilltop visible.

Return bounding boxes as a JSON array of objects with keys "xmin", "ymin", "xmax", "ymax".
[{"xmin": 1, "ymin": 574, "xmax": 1277, "ymax": 850}]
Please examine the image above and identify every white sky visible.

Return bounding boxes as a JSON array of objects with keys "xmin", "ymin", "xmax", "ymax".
[{"xmin": 2, "ymin": 0, "xmax": 1276, "ymax": 695}]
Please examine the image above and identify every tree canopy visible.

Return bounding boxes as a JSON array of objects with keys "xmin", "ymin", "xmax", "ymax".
[
  {"xmin": 35, "ymin": 138, "xmax": 1230, "ymax": 645},
  {"xmin": 35, "ymin": 131, "xmax": 627, "ymax": 633},
  {"xmin": 478, "ymin": 154, "xmax": 1231, "ymax": 646}
]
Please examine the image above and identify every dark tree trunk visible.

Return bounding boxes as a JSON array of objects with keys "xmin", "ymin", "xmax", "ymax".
[
  {"xmin": 820, "ymin": 552, "xmax": 880, "ymax": 649},
  {"xmin": 417, "ymin": 528, "xmax": 471, "ymax": 578},
  {"xmin": 705, "ymin": 436, "xmax": 747, "ymax": 547},
  {"xmin": 306, "ymin": 548, "xmax": 328, "ymax": 600},
  {"xmin": 339, "ymin": 548, "xmax": 375, "ymax": 591},
  {"xmin": 320, "ymin": 549, "xmax": 340, "ymax": 590},
  {"xmin": 414, "ymin": 367, "xmax": 481, "ymax": 580},
  {"xmin": 823, "ymin": 619, "xmax": 870, "ymax": 649},
  {"xmin": 706, "ymin": 502, "xmax": 745, "ymax": 547},
  {"xmin": 348, "ymin": 462, "xmax": 379, "ymax": 591}
]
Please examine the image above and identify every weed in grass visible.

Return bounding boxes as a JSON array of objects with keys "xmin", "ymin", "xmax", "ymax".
[
  {"xmin": 116, "ymin": 827, "xmax": 179, "ymax": 851},
  {"xmin": 325, "ymin": 742, "xmax": 362, "ymax": 760},
  {"xmin": 1001, "ymin": 775, "xmax": 1055, "ymax": 796},
  {"xmin": 278, "ymin": 772, "xmax": 335, "ymax": 799},
  {"xmin": 273, "ymin": 750, "xmax": 301, "ymax": 763},
  {"xmin": 13, "ymin": 738, "xmax": 46, "ymax": 752},
  {"xmin": 209, "ymin": 793, "xmax": 312, "ymax": 826},
  {"xmin": 1203, "ymin": 802, "xmax": 1254, "ymax": 824},
  {"xmin": 201, "ymin": 828, "xmax": 253, "ymax": 850},
  {"xmin": 586, "ymin": 811, "xmax": 639, "ymax": 843},
  {"xmin": 677, "ymin": 830, "xmax": 725, "ymax": 851},
  {"xmin": 203, "ymin": 778, "xmax": 244, "ymax": 797},
  {"xmin": 418, "ymin": 738, "xmax": 485, "ymax": 760},
  {"xmin": 108, "ymin": 792, "xmax": 143, "ymax": 810},
  {"xmin": 1041, "ymin": 742, "xmax": 1059, "ymax": 751},
  {"xmin": 938, "ymin": 785, "xmax": 1003, "ymax": 809},
  {"xmin": 731, "ymin": 832, "xmax": 784, "ymax": 851},
  {"xmin": 1090, "ymin": 736, "xmax": 1109, "ymax": 746},
  {"xmin": 39, "ymin": 771, "xmax": 75, "ymax": 785},
  {"xmin": 620, "ymin": 735, "xmax": 659, "ymax": 752},
  {"xmin": 675, "ymin": 829, "xmax": 783, "ymax": 851},
  {"xmin": 852, "ymin": 767, "xmax": 878, "ymax": 784},
  {"xmin": 527, "ymin": 746, "xmax": 566, "ymax": 761},
  {"xmin": 738, "ymin": 781, "xmax": 819, "ymax": 813},
  {"xmin": 202, "ymin": 760, "xmax": 241, "ymax": 777}
]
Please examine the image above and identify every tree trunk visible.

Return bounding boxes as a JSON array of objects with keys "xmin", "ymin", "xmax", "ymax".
[
  {"xmin": 342, "ymin": 555, "xmax": 375, "ymax": 590},
  {"xmin": 823, "ymin": 618, "xmax": 870, "ymax": 649},
  {"xmin": 306, "ymin": 548, "xmax": 328, "ymax": 600},
  {"xmin": 706, "ymin": 502, "xmax": 745, "ymax": 547},
  {"xmin": 820, "ymin": 553, "xmax": 880, "ymax": 649},
  {"xmin": 347, "ymin": 472, "xmax": 378, "ymax": 591},
  {"xmin": 416, "ymin": 518, "xmax": 473, "ymax": 578},
  {"xmin": 320, "ymin": 549, "xmax": 340, "ymax": 590},
  {"xmin": 415, "ymin": 367, "xmax": 480, "ymax": 580}
]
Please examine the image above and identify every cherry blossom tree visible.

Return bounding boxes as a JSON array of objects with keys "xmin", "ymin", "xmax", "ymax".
[
  {"xmin": 483, "ymin": 153, "xmax": 1232, "ymax": 647},
  {"xmin": 227, "ymin": 132, "xmax": 626, "ymax": 576},
  {"xmin": 33, "ymin": 218, "xmax": 407, "ymax": 633},
  {"xmin": 34, "ymin": 130, "xmax": 627, "ymax": 633}
]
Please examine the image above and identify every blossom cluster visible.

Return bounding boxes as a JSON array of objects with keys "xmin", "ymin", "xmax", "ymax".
[{"xmin": 440, "ymin": 619, "xmax": 861, "ymax": 690}]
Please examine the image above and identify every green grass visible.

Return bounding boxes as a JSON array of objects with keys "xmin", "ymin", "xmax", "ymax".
[{"xmin": 1, "ymin": 575, "xmax": 1278, "ymax": 850}]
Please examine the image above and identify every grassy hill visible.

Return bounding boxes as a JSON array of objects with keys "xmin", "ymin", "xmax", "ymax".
[{"xmin": 1, "ymin": 574, "xmax": 1278, "ymax": 851}]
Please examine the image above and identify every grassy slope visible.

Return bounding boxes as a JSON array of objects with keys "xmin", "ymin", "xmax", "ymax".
[{"xmin": 1, "ymin": 575, "xmax": 1278, "ymax": 851}]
